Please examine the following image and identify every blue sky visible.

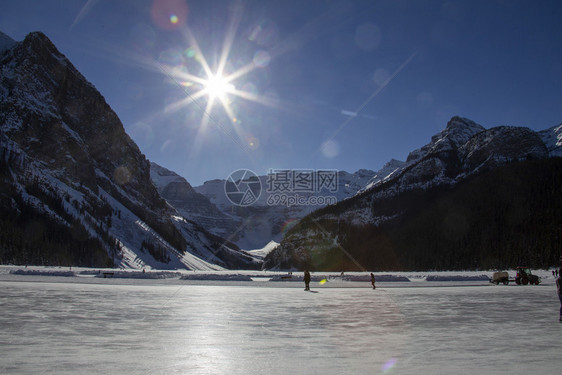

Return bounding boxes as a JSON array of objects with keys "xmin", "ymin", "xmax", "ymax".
[{"xmin": 2, "ymin": 0, "xmax": 561, "ymax": 185}]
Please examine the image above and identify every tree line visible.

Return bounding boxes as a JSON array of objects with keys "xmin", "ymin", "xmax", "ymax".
[
  {"xmin": 266, "ymin": 158, "xmax": 562, "ymax": 271},
  {"xmin": 0, "ymin": 154, "xmax": 113, "ymax": 267}
]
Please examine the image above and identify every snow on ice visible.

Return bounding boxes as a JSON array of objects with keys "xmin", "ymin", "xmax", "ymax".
[{"xmin": 0, "ymin": 267, "xmax": 560, "ymax": 374}]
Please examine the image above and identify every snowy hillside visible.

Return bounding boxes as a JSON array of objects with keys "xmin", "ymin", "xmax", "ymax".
[
  {"xmin": 358, "ymin": 159, "xmax": 406, "ymax": 193},
  {"xmin": 0, "ymin": 31, "xmax": 254, "ymax": 270},
  {"xmin": 538, "ymin": 124, "xmax": 562, "ymax": 157}
]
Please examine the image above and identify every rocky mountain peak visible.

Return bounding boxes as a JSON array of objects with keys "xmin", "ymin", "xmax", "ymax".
[
  {"xmin": 150, "ymin": 162, "xmax": 193, "ymax": 189},
  {"xmin": 446, "ymin": 116, "xmax": 484, "ymax": 131},
  {"xmin": 1, "ymin": 31, "xmax": 257, "ymax": 270},
  {"xmin": 23, "ymin": 31, "xmax": 58, "ymax": 55},
  {"xmin": 406, "ymin": 117, "xmax": 485, "ymax": 164}
]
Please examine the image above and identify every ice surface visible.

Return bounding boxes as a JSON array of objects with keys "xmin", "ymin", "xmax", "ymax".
[{"xmin": 0, "ymin": 276, "xmax": 560, "ymax": 375}]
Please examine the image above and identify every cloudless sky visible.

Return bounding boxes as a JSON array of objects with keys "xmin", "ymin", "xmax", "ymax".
[{"xmin": 2, "ymin": 0, "xmax": 562, "ymax": 185}]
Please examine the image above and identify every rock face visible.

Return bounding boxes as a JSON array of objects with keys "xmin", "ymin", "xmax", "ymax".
[
  {"xmin": 150, "ymin": 162, "xmax": 234, "ymax": 233},
  {"xmin": 0, "ymin": 31, "xmax": 256, "ymax": 270},
  {"xmin": 264, "ymin": 116, "xmax": 561, "ymax": 271},
  {"xmin": 538, "ymin": 124, "xmax": 562, "ymax": 157},
  {"xmin": 460, "ymin": 126, "xmax": 548, "ymax": 171}
]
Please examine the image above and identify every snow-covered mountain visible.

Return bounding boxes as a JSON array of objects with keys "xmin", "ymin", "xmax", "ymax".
[
  {"xmin": 358, "ymin": 159, "xmax": 406, "ymax": 193},
  {"xmin": 2, "ymin": 31, "xmax": 560, "ymax": 272},
  {"xmin": 265, "ymin": 116, "xmax": 562, "ymax": 270},
  {"xmin": 149, "ymin": 167, "xmax": 377, "ymax": 251},
  {"xmin": 0, "ymin": 31, "xmax": 257, "ymax": 270},
  {"xmin": 152, "ymin": 117, "xmax": 561, "ymax": 255},
  {"xmin": 328, "ymin": 117, "xmax": 557, "ymax": 224},
  {"xmin": 150, "ymin": 162, "xmax": 237, "ymax": 237},
  {"xmin": 188, "ymin": 169, "xmax": 376, "ymax": 249},
  {"xmin": 194, "ymin": 169, "xmax": 377, "ymax": 209}
]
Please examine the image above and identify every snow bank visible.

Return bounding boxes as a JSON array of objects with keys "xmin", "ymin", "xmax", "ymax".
[
  {"xmin": 10, "ymin": 269, "xmax": 75, "ymax": 277},
  {"xmin": 2, "ymin": 266, "xmax": 557, "ymax": 287},
  {"xmin": 91, "ymin": 270, "xmax": 182, "ymax": 279},
  {"xmin": 180, "ymin": 274, "xmax": 253, "ymax": 281},
  {"xmin": 426, "ymin": 274, "xmax": 490, "ymax": 282},
  {"xmin": 337, "ymin": 274, "xmax": 410, "ymax": 282}
]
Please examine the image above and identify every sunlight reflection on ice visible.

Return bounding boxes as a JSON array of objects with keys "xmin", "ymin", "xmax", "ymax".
[{"xmin": 0, "ymin": 282, "xmax": 559, "ymax": 374}]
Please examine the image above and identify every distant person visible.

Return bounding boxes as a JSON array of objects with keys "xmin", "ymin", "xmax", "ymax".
[
  {"xmin": 557, "ymin": 270, "xmax": 562, "ymax": 322},
  {"xmin": 370, "ymin": 273, "xmax": 376, "ymax": 289},
  {"xmin": 304, "ymin": 270, "xmax": 311, "ymax": 291}
]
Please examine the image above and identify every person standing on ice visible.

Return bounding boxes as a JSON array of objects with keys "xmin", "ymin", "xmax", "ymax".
[
  {"xmin": 557, "ymin": 270, "xmax": 562, "ymax": 322},
  {"xmin": 370, "ymin": 273, "xmax": 376, "ymax": 289},
  {"xmin": 304, "ymin": 270, "xmax": 311, "ymax": 291}
]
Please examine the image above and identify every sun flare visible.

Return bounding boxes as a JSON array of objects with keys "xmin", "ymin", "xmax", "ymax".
[{"xmin": 204, "ymin": 73, "xmax": 234, "ymax": 100}]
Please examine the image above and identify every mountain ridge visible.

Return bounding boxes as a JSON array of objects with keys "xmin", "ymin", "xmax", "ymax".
[
  {"xmin": 264, "ymin": 117, "xmax": 562, "ymax": 270},
  {"xmin": 0, "ymin": 31, "xmax": 255, "ymax": 270}
]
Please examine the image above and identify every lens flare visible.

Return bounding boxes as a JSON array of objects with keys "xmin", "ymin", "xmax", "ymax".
[
  {"xmin": 280, "ymin": 218, "xmax": 298, "ymax": 235},
  {"xmin": 159, "ymin": 48, "xmax": 183, "ymax": 66},
  {"xmin": 382, "ymin": 358, "xmax": 397, "ymax": 373},
  {"xmin": 151, "ymin": 0, "xmax": 188, "ymax": 30},
  {"xmin": 321, "ymin": 139, "xmax": 340, "ymax": 158},
  {"xmin": 253, "ymin": 50, "xmax": 271, "ymax": 68},
  {"xmin": 183, "ymin": 47, "xmax": 196, "ymax": 59},
  {"xmin": 246, "ymin": 135, "xmax": 259, "ymax": 150}
]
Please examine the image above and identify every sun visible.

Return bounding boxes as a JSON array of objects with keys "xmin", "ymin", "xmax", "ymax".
[
  {"xmin": 204, "ymin": 73, "xmax": 234, "ymax": 100},
  {"xmin": 158, "ymin": 24, "xmax": 278, "ymax": 124}
]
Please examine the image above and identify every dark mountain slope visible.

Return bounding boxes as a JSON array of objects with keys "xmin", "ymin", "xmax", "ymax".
[{"xmin": 265, "ymin": 158, "xmax": 562, "ymax": 271}]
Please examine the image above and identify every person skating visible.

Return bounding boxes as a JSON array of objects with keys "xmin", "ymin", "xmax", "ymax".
[
  {"xmin": 370, "ymin": 273, "xmax": 376, "ymax": 289},
  {"xmin": 556, "ymin": 268, "xmax": 562, "ymax": 323},
  {"xmin": 304, "ymin": 269, "xmax": 311, "ymax": 291}
]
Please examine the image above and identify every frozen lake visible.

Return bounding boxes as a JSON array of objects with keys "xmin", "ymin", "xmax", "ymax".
[{"xmin": 1, "ymin": 279, "xmax": 560, "ymax": 374}]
